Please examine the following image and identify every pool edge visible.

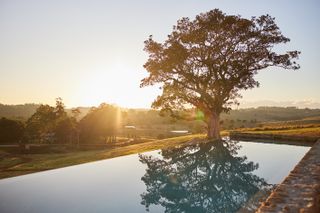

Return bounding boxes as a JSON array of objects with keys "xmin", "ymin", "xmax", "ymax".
[{"xmin": 256, "ymin": 139, "xmax": 320, "ymax": 213}]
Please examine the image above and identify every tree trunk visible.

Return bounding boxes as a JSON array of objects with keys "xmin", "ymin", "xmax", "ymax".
[{"xmin": 207, "ymin": 112, "xmax": 221, "ymax": 140}]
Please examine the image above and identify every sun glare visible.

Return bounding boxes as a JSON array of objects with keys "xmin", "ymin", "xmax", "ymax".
[{"xmin": 73, "ymin": 63, "xmax": 134, "ymax": 107}]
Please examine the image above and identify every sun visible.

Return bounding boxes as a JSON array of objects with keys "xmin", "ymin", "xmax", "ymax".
[{"xmin": 72, "ymin": 63, "xmax": 137, "ymax": 107}]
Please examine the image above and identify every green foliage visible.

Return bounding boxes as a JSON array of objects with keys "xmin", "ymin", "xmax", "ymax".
[
  {"xmin": 0, "ymin": 118, "xmax": 25, "ymax": 144},
  {"xmin": 119, "ymin": 107, "xmax": 320, "ymax": 136},
  {"xmin": 54, "ymin": 116, "xmax": 77, "ymax": 144},
  {"xmin": 79, "ymin": 103, "xmax": 120, "ymax": 143},
  {"xmin": 1, "ymin": 102, "xmax": 319, "ymax": 142},
  {"xmin": 141, "ymin": 9, "xmax": 300, "ymax": 138},
  {"xmin": 25, "ymin": 104, "xmax": 56, "ymax": 141},
  {"xmin": 25, "ymin": 98, "xmax": 77, "ymax": 143}
]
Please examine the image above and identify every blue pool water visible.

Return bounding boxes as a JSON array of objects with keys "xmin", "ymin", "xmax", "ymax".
[{"xmin": 0, "ymin": 140, "xmax": 310, "ymax": 213}]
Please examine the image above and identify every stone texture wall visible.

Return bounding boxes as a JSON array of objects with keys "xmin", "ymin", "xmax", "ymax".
[{"xmin": 256, "ymin": 139, "xmax": 320, "ymax": 213}]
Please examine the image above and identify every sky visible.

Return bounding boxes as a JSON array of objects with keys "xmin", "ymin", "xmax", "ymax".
[{"xmin": 0, "ymin": 0, "xmax": 319, "ymax": 108}]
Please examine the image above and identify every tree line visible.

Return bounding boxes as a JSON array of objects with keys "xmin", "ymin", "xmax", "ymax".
[
  {"xmin": 0, "ymin": 98, "xmax": 120, "ymax": 144},
  {"xmin": 1, "ymin": 99, "xmax": 320, "ymax": 144}
]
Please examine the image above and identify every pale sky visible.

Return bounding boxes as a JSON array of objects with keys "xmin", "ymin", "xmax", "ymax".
[{"xmin": 0, "ymin": 0, "xmax": 319, "ymax": 108}]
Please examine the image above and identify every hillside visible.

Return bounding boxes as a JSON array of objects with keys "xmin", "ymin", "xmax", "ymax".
[
  {"xmin": 0, "ymin": 103, "xmax": 40, "ymax": 120},
  {"xmin": 221, "ymin": 107, "xmax": 320, "ymax": 122},
  {"xmin": 1, "ymin": 104, "xmax": 320, "ymax": 129},
  {"xmin": 0, "ymin": 104, "xmax": 90, "ymax": 121}
]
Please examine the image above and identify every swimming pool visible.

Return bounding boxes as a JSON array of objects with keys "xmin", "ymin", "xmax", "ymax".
[{"xmin": 0, "ymin": 140, "xmax": 310, "ymax": 213}]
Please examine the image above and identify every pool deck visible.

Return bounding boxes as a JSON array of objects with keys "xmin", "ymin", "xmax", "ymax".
[{"xmin": 256, "ymin": 139, "xmax": 320, "ymax": 213}]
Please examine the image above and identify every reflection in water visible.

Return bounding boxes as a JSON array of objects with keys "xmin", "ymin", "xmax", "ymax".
[{"xmin": 139, "ymin": 140, "xmax": 274, "ymax": 213}]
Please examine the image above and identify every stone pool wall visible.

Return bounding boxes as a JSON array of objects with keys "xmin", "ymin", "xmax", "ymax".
[{"xmin": 256, "ymin": 139, "xmax": 320, "ymax": 213}]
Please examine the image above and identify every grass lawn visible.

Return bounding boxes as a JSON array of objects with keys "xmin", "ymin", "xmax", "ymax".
[
  {"xmin": 0, "ymin": 134, "xmax": 210, "ymax": 179},
  {"xmin": 238, "ymin": 126, "xmax": 320, "ymax": 138}
]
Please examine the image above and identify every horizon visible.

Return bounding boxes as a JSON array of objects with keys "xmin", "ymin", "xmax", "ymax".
[
  {"xmin": 1, "ymin": 99, "xmax": 320, "ymax": 110},
  {"xmin": 1, "ymin": 0, "xmax": 319, "ymax": 108}
]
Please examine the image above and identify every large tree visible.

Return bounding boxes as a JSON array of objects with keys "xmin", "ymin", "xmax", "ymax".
[{"xmin": 141, "ymin": 9, "xmax": 300, "ymax": 139}]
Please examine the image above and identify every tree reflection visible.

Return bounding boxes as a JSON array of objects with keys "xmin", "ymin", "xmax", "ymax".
[{"xmin": 139, "ymin": 140, "xmax": 273, "ymax": 213}]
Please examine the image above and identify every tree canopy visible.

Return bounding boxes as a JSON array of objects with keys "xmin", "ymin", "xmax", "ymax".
[
  {"xmin": 0, "ymin": 118, "xmax": 24, "ymax": 144},
  {"xmin": 141, "ymin": 9, "xmax": 300, "ymax": 139},
  {"xmin": 79, "ymin": 103, "xmax": 120, "ymax": 143},
  {"xmin": 25, "ymin": 98, "xmax": 77, "ymax": 143}
]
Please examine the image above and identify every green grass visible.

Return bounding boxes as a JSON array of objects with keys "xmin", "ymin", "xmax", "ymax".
[
  {"xmin": 0, "ymin": 133, "xmax": 213, "ymax": 179},
  {"xmin": 233, "ymin": 115, "xmax": 320, "ymax": 138},
  {"xmin": 238, "ymin": 126, "xmax": 320, "ymax": 137}
]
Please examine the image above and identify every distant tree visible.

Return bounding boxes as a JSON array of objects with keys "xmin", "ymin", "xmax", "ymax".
[
  {"xmin": 25, "ymin": 98, "xmax": 77, "ymax": 143},
  {"xmin": 54, "ymin": 97, "xmax": 67, "ymax": 118},
  {"xmin": 0, "ymin": 118, "xmax": 25, "ymax": 144},
  {"xmin": 71, "ymin": 108, "xmax": 81, "ymax": 120},
  {"xmin": 25, "ymin": 104, "xmax": 56, "ymax": 142},
  {"xmin": 52, "ymin": 98, "xmax": 77, "ymax": 144},
  {"xmin": 54, "ymin": 116, "xmax": 77, "ymax": 144},
  {"xmin": 79, "ymin": 103, "xmax": 120, "ymax": 143},
  {"xmin": 141, "ymin": 9, "xmax": 300, "ymax": 139}
]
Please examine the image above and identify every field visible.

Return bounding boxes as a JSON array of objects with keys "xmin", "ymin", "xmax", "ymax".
[
  {"xmin": 1, "ymin": 117, "xmax": 320, "ymax": 180},
  {"xmin": 236, "ymin": 117, "xmax": 320, "ymax": 138},
  {"xmin": 0, "ymin": 134, "xmax": 210, "ymax": 179},
  {"xmin": 239, "ymin": 127, "xmax": 320, "ymax": 137}
]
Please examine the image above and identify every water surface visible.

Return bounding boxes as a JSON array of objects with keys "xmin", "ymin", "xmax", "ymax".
[{"xmin": 0, "ymin": 140, "xmax": 310, "ymax": 213}]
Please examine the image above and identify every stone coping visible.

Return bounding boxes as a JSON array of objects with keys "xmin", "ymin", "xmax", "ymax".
[{"xmin": 256, "ymin": 139, "xmax": 320, "ymax": 213}]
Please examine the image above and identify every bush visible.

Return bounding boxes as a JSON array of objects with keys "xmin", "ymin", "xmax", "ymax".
[{"xmin": 0, "ymin": 117, "xmax": 25, "ymax": 144}]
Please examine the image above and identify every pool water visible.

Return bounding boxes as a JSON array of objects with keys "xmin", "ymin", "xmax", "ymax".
[{"xmin": 0, "ymin": 140, "xmax": 310, "ymax": 213}]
